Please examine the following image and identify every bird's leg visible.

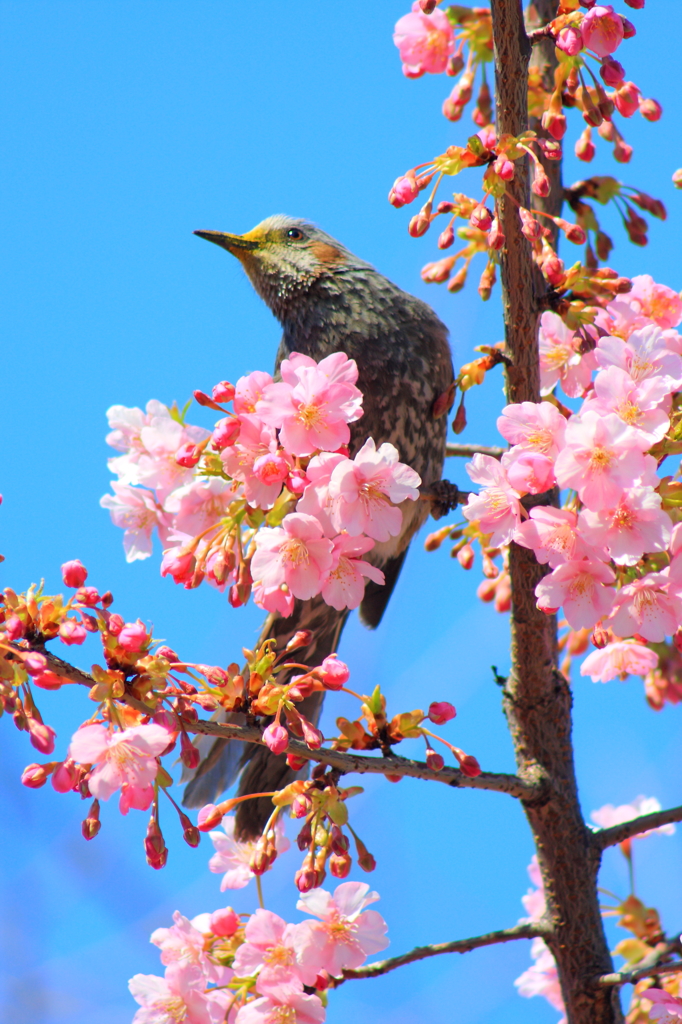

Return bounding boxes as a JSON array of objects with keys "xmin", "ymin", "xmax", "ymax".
[{"xmin": 419, "ymin": 479, "xmax": 470, "ymax": 519}]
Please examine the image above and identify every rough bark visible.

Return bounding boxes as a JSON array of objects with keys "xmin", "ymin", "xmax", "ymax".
[{"xmin": 491, "ymin": 1, "xmax": 623, "ymax": 1020}]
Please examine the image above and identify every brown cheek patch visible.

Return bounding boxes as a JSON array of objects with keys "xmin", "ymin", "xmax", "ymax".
[{"xmin": 309, "ymin": 241, "xmax": 344, "ymax": 265}]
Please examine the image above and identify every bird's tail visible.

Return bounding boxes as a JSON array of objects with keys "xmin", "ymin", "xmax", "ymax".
[{"xmin": 182, "ymin": 596, "xmax": 348, "ymax": 839}]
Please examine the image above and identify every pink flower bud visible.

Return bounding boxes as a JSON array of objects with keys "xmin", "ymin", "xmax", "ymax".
[
  {"xmin": 61, "ymin": 559, "xmax": 88, "ymax": 588},
  {"xmin": 180, "ymin": 731, "xmax": 200, "ymax": 769},
  {"xmin": 285, "ymin": 469, "xmax": 308, "ymax": 494},
  {"xmin": 263, "ymin": 722, "xmax": 289, "ymax": 755},
  {"xmin": 446, "ymin": 53, "xmax": 464, "ymax": 77},
  {"xmin": 428, "ymin": 701, "xmax": 456, "ymax": 724},
  {"xmin": 24, "ymin": 653, "xmax": 48, "ymax": 676},
  {"xmin": 291, "ymin": 793, "xmax": 313, "ymax": 818},
  {"xmin": 558, "ymin": 219, "xmax": 587, "ymax": 245},
  {"xmin": 82, "ymin": 800, "xmax": 101, "ymax": 841},
  {"xmin": 197, "ymin": 803, "xmax": 224, "ymax": 831},
  {"xmin": 212, "ymin": 381, "xmax": 235, "ymax": 403},
  {"xmin": 145, "ymin": 817, "xmax": 167, "ymax": 869},
  {"xmin": 52, "ymin": 758, "xmax": 79, "ymax": 793},
  {"xmin": 118, "ymin": 619, "xmax": 149, "ymax": 652},
  {"xmin": 575, "ymin": 127, "xmax": 596, "ymax": 162},
  {"xmin": 437, "ymin": 224, "xmax": 454, "ymax": 249},
  {"xmin": 175, "ymin": 442, "xmax": 202, "ymax": 468},
  {"xmin": 253, "ymin": 452, "xmax": 290, "ymax": 486},
  {"xmin": 295, "ymin": 864, "xmax": 322, "ymax": 893},
  {"xmin": 210, "ymin": 907, "xmax": 240, "ymax": 937},
  {"xmin": 541, "ymin": 109, "xmax": 567, "ymax": 140},
  {"xmin": 211, "ymin": 416, "xmax": 241, "ymax": 450},
  {"xmin": 613, "ymin": 139, "xmax": 633, "ymax": 163},
  {"xmin": 620, "ymin": 16, "xmax": 636, "ymax": 38},
  {"xmin": 300, "ymin": 717, "xmax": 323, "ymax": 750},
  {"xmin": 614, "ymin": 81, "xmax": 640, "ymax": 118},
  {"xmin": 22, "ymin": 762, "xmax": 53, "ymax": 788},
  {"xmin": 456, "ymin": 543, "xmax": 475, "ymax": 570},
  {"xmin": 106, "ymin": 612, "xmax": 125, "ymax": 635},
  {"xmin": 287, "ymin": 753, "xmax": 308, "ymax": 771},
  {"xmin": 426, "ymin": 748, "xmax": 445, "ymax": 771},
  {"xmin": 519, "ymin": 208, "xmax": 542, "ymax": 240},
  {"xmin": 389, "ymin": 174, "xmax": 420, "ymax": 208},
  {"xmin": 487, "ymin": 218, "xmax": 505, "ymax": 251},
  {"xmin": 532, "ymin": 169, "xmax": 550, "ymax": 197},
  {"xmin": 459, "ymin": 754, "xmax": 482, "ymax": 777},
  {"xmin": 286, "ymin": 630, "xmax": 313, "ymax": 653},
  {"xmin": 408, "ymin": 203, "xmax": 432, "ymax": 237},
  {"xmin": 5, "ymin": 615, "xmax": 25, "ymax": 640},
  {"xmin": 193, "ymin": 389, "xmax": 224, "ymax": 411},
  {"xmin": 623, "ymin": 0, "xmax": 644, "ymax": 7},
  {"xmin": 600, "ymin": 58, "xmax": 624, "ymax": 86},
  {"xmin": 469, "ymin": 205, "xmax": 493, "ymax": 232},
  {"xmin": 555, "ymin": 25, "xmax": 583, "ymax": 55},
  {"xmin": 418, "ymin": 0, "xmax": 437, "ymax": 11},
  {"xmin": 33, "ymin": 670, "xmax": 63, "ymax": 690},
  {"xmin": 639, "ymin": 97, "xmax": 662, "ymax": 122},
  {"xmin": 317, "ymin": 654, "xmax": 350, "ymax": 690},
  {"xmin": 330, "ymin": 852, "xmax": 352, "ymax": 879},
  {"xmin": 59, "ymin": 619, "xmax": 87, "ymax": 646},
  {"xmin": 75, "ymin": 586, "xmax": 100, "ymax": 606},
  {"xmin": 29, "ymin": 720, "xmax": 56, "ymax": 755},
  {"xmin": 493, "ymin": 156, "xmax": 515, "ymax": 181}
]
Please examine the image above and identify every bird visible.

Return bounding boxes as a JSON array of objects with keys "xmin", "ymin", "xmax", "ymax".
[{"xmin": 182, "ymin": 214, "xmax": 454, "ymax": 838}]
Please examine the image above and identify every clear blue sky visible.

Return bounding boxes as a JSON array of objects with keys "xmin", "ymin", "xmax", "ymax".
[{"xmin": 1, "ymin": 3, "xmax": 681, "ymax": 1023}]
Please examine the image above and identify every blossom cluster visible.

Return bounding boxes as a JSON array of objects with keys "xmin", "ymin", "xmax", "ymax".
[
  {"xmin": 455, "ymin": 274, "xmax": 682, "ymax": 702},
  {"xmin": 101, "ymin": 351, "xmax": 421, "ymax": 616},
  {"xmin": 128, "ymin": 878, "xmax": 389, "ymax": 1024},
  {"xmin": 390, "ymin": 1, "xmax": 664, "ymax": 319}
]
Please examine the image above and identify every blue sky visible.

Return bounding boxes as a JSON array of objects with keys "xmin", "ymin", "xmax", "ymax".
[{"xmin": 1, "ymin": 3, "xmax": 682, "ymax": 1023}]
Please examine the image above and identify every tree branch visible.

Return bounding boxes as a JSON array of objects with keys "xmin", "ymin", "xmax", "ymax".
[
  {"xmin": 597, "ymin": 939, "xmax": 682, "ymax": 987},
  {"xmin": 30, "ymin": 646, "xmax": 538, "ymax": 800},
  {"xmin": 445, "ymin": 443, "xmax": 505, "ymax": 459},
  {"xmin": 335, "ymin": 922, "xmax": 545, "ymax": 984},
  {"xmin": 592, "ymin": 806, "xmax": 682, "ymax": 851}
]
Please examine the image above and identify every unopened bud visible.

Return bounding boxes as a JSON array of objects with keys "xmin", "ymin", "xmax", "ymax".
[
  {"xmin": 28, "ymin": 720, "xmax": 56, "ymax": 755},
  {"xmin": 212, "ymin": 381, "xmax": 235, "ymax": 403},
  {"xmin": 61, "ymin": 559, "xmax": 88, "ymax": 588},
  {"xmin": 175, "ymin": 442, "xmax": 202, "ymax": 468},
  {"xmin": 193, "ymin": 389, "xmax": 224, "ymax": 412},
  {"xmin": 456, "ymin": 543, "xmax": 474, "ymax": 570},
  {"xmin": 592, "ymin": 624, "xmax": 610, "ymax": 649},
  {"xmin": 452, "ymin": 398, "xmax": 467, "ymax": 435},
  {"xmin": 639, "ymin": 97, "xmax": 662, "ymax": 122},
  {"xmin": 428, "ymin": 701, "xmax": 456, "ymax": 724},
  {"xmin": 22, "ymin": 762, "xmax": 54, "ymax": 788},
  {"xmin": 330, "ymin": 851, "xmax": 352, "ymax": 879},
  {"xmin": 575, "ymin": 127, "xmax": 596, "ymax": 162},
  {"xmin": 197, "ymin": 803, "xmax": 224, "ymax": 831},
  {"xmin": 296, "ymin": 821, "xmax": 313, "ymax": 851},
  {"xmin": 487, "ymin": 218, "xmax": 505, "ymax": 251},
  {"xmin": 455, "ymin": 749, "xmax": 481, "ymax": 777},
  {"xmin": 82, "ymin": 799, "xmax": 101, "ymax": 841},
  {"xmin": 426, "ymin": 748, "xmax": 445, "ymax": 771},
  {"xmin": 437, "ymin": 224, "xmax": 454, "ymax": 250},
  {"xmin": 180, "ymin": 731, "xmax": 200, "ymax": 769},
  {"xmin": 408, "ymin": 202, "xmax": 432, "ymax": 238},
  {"xmin": 210, "ymin": 906, "xmax": 241, "ymax": 937},
  {"xmin": 52, "ymin": 758, "xmax": 79, "ymax": 793},
  {"xmin": 286, "ymin": 630, "xmax": 313, "ymax": 652},
  {"xmin": 287, "ymin": 753, "xmax": 309, "ymax": 772},
  {"xmin": 144, "ymin": 816, "xmax": 168, "ymax": 869},
  {"xmin": 469, "ymin": 205, "xmax": 492, "ymax": 232},
  {"xmin": 291, "ymin": 793, "xmax": 313, "ymax": 819},
  {"xmin": 446, "ymin": 53, "xmax": 464, "ymax": 77},
  {"xmin": 447, "ymin": 266, "xmax": 468, "ymax": 293}
]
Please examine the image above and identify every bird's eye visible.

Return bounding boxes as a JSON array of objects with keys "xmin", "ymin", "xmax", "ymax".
[{"xmin": 287, "ymin": 228, "xmax": 305, "ymax": 241}]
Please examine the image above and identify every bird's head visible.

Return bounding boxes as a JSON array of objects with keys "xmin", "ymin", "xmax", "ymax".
[{"xmin": 194, "ymin": 215, "xmax": 370, "ymax": 320}]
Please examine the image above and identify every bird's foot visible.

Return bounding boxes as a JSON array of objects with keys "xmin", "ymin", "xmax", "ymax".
[{"xmin": 420, "ymin": 479, "xmax": 469, "ymax": 519}]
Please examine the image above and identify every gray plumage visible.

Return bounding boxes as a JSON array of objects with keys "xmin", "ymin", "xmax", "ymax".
[{"xmin": 183, "ymin": 216, "xmax": 453, "ymax": 837}]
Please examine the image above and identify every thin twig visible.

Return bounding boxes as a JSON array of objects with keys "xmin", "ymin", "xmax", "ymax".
[
  {"xmin": 335, "ymin": 922, "xmax": 545, "ymax": 984},
  {"xmin": 445, "ymin": 443, "xmax": 505, "ymax": 459},
  {"xmin": 598, "ymin": 958, "xmax": 682, "ymax": 988},
  {"xmin": 591, "ymin": 806, "xmax": 682, "ymax": 851},
  {"xmin": 29, "ymin": 646, "xmax": 538, "ymax": 800}
]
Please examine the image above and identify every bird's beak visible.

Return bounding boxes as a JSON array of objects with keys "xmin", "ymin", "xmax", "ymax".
[{"xmin": 194, "ymin": 230, "xmax": 260, "ymax": 254}]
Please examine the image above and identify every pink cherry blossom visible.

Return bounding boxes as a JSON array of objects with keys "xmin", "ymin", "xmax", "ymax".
[
  {"xmin": 607, "ymin": 574, "xmax": 682, "ymax": 642},
  {"xmin": 233, "ymin": 371, "xmax": 274, "ymax": 415},
  {"xmin": 100, "ymin": 482, "xmax": 171, "ymax": 562},
  {"xmin": 280, "ymin": 351, "xmax": 359, "ymax": 388},
  {"xmin": 232, "ymin": 908, "xmax": 317, "ymax": 997},
  {"xmin": 297, "ymin": 452, "xmax": 349, "ymax": 535},
  {"xmin": 520, "ymin": 856, "xmax": 546, "ymax": 923},
  {"xmin": 590, "ymin": 796, "xmax": 675, "ymax": 839},
  {"xmin": 221, "ymin": 414, "xmax": 286, "ymax": 510},
  {"xmin": 252, "ymin": 582, "xmax": 295, "ymax": 617},
  {"xmin": 68, "ymin": 722, "xmax": 171, "ymax": 813},
  {"xmin": 595, "ymin": 325, "xmax": 682, "ymax": 391},
  {"xmin": 515, "ymin": 507, "xmax": 601, "ymax": 568},
  {"xmin": 463, "ymin": 454, "xmax": 523, "ymax": 546},
  {"xmin": 580, "ymin": 640, "xmax": 658, "ymax": 682},
  {"xmin": 125, "ymin": 413, "xmax": 209, "ymax": 503},
  {"xmin": 235, "ymin": 992, "xmax": 325, "ymax": 1024},
  {"xmin": 165, "ymin": 478, "xmax": 236, "ymax": 537},
  {"xmin": 585, "ymin": 365, "xmax": 670, "ymax": 444},
  {"xmin": 151, "ymin": 912, "xmax": 229, "ymax": 985},
  {"xmin": 646, "ymin": 989, "xmax": 682, "ymax": 1021},
  {"xmin": 257, "ymin": 367, "xmax": 363, "ymax": 458},
  {"xmin": 553, "ymin": 411, "xmax": 656, "ymax": 511},
  {"xmin": 251, "ymin": 513, "xmax": 334, "ymax": 602},
  {"xmin": 321, "ymin": 535, "xmax": 384, "ymax": 611},
  {"xmin": 393, "ymin": 2, "xmax": 455, "ymax": 77},
  {"xmin": 578, "ymin": 487, "xmax": 672, "ymax": 566},
  {"xmin": 294, "ymin": 882, "xmax": 389, "ymax": 978},
  {"xmin": 502, "ymin": 450, "xmax": 555, "ymax": 495},
  {"xmin": 535, "ymin": 559, "xmax": 615, "ymax": 630},
  {"xmin": 208, "ymin": 816, "xmax": 290, "ymax": 890},
  {"xmin": 629, "ymin": 274, "xmax": 682, "ymax": 329},
  {"xmin": 497, "ymin": 401, "xmax": 567, "ymax": 459},
  {"xmin": 129, "ymin": 963, "xmax": 231, "ymax": 1024},
  {"xmin": 581, "ymin": 5, "xmax": 624, "ymax": 57},
  {"xmin": 538, "ymin": 311, "xmax": 597, "ymax": 397},
  {"xmin": 327, "ymin": 438, "xmax": 421, "ymax": 542},
  {"xmin": 252, "ymin": 452, "xmax": 291, "ymax": 487},
  {"xmin": 515, "ymin": 937, "xmax": 566, "ymax": 1016}
]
